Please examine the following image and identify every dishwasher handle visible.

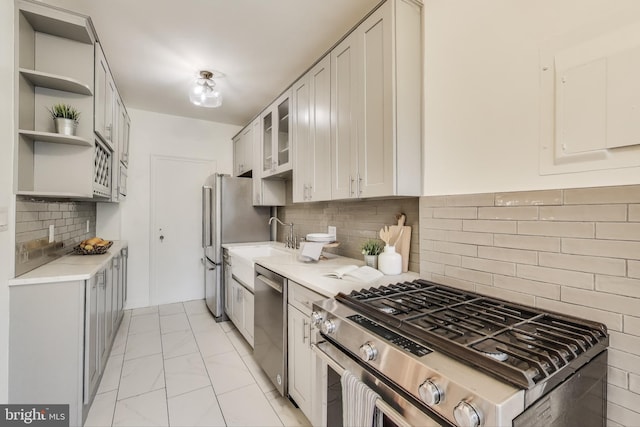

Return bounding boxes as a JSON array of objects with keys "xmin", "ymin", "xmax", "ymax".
[{"xmin": 256, "ymin": 274, "xmax": 283, "ymax": 293}]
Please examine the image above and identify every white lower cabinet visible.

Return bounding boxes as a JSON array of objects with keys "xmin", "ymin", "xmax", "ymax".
[
  {"xmin": 287, "ymin": 280, "xmax": 324, "ymax": 421},
  {"xmin": 226, "ymin": 275, "xmax": 255, "ymax": 348},
  {"xmin": 8, "ymin": 248, "xmax": 128, "ymax": 427}
]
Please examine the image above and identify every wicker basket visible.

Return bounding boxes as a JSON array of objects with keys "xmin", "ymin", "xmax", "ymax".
[{"xmin": 73, "ymin": 240, "xmax": 113, "ymax": 255}]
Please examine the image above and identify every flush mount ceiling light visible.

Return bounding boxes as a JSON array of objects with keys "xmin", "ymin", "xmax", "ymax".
[{"xmin": 190, "ymin": 70, "xmax": 223, "ymax": 108}]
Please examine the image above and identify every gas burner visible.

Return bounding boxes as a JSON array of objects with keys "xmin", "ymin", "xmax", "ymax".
[{"xmin": 482, "ymin": 349, "xmax": 509, "ymax": 362}]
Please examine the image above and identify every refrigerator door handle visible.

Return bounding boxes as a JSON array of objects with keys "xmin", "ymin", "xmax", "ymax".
[{"xmin": 202, "ymin": 186, "xmax": 213, "ymax": 248}]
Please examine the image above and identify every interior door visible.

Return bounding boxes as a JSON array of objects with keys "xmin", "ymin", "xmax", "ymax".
[{"xmin": 150, "ymin": 156, "xmax": 215, "ymax": 305}]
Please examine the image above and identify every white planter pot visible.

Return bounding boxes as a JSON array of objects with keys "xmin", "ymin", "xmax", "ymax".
[
  {"xmin": 54, "ymin": 118, "xmax": 77, "ymax": 136},
  {"xmin": 378, "ymin": 245, "xmax": 402, "ymax": 275},
  {"xmin": 363, "ymin": 254, "xmax": 378, "ymax": 269}
]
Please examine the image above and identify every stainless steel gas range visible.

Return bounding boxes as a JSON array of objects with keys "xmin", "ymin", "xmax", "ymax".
[{"xmin": 311, "ymin": 279, "xmax": 608, "ymax": 427}]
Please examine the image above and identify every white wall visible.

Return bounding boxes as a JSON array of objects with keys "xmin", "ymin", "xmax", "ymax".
[
  {"xmin": 0, "ymin": 0, "xmax": 14, "ymax": 402},
  {"xmin": 423, "ymin": 0, "xmax": 640, "ymax": 196},
  {"xmin": 98, "ymin": 108, "xmax": 239, "ymax": 309}
]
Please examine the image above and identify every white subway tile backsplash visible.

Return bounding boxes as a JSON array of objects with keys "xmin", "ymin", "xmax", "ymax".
[
  {"xmin": 445, "ymin": 230, "xmax": 493, "ymax": 246},
  {"xmin": 432, "ymin": 207, "xmax": 477, "ymax": 219},
  {"xmin": 564, "ymin": 185, "xmax": 640, "ymax": 205},
  {"xmin": 444, "ymin": 265, "xmax": 492, "ymax": 285},
  {"xmin": 562, "ymin": 238, "xmax": 640, "ymax": 260},
  {"xmin": 517, "ymin": 220, "xmax": 595, "ymax": 238},
  {"xmin": 595, "ymin": 275, "xmax": 640, "ymax": 299},
  {"xmin": 596, "ymin": 223, "xmax": 640, "ymax": 241},
  {"xmin": 609, "ymin": 331, "xmax": 640, "ymax": 356},
  {"xmin": 495, "ymin": 190, "xmax": 563, "ymax": 206},
  {"xmin": 516, "ymin": 264, "xmax": 594, "ymax": 289},
  {"xmin": 478, "ymin": 206, "xmax": 538, "ymax": 220},
  {"xmin": 492, "ymin": 274, "xmax": 560, "ymax": 300},
  {"xmin": 535, "ymin": 297, "xmax": 623, "ymax": 331},
  {"xmin": 561, "ymin": 287, "xmax": 638, "ymax": 316},
  {"xmin": 630, "ymin": 205, "xmax": 640, "ymax": 222},
  {"xmin": 538, "ymin": 252, "xmax": 626, "ymax": 276},
  {"xmin": 463, "ymin": 219, "xmax": 517, "ymax": 234},
  {"xmin": 608, "ymin": 366, "xmax": 629, "ymax": 389},
  {"xmin": 629, "ymin": 261, "xmax": 640, "ymax": 279},
  {"xmin": 433, "ymin": 241, "xmax": 477, "ymax": 257},
  {"xmin": 474, "ymin": 283, "xmax": 536, "ymax": 306},
  {"xmin": 624, "ymin": 316, "xmax": 640, "ymax": 337},
  {"xmin": 630, "ymin": 374, "xmax": 640, "ymax": 394},
  {"xmin": 461, "ymin": 256, "xmax": 515, "ymax": 276},
  {"xmin": 478, "ymin": 246, "xmax": 538, "ymax": 265},
  {"xmin": 540, "ymin": 205, "xmax": 627, "ymax": 222},
  {"xmin": 494, "ymin": 233, "xmax": 561, "ymax": 252}
]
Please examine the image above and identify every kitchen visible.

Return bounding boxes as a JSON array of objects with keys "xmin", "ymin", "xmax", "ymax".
[{"xmin": 1, "ymin": 0, "xmax": 640, "ymax": 426}]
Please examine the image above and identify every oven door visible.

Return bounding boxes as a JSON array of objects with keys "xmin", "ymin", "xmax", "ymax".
[{"xmin": 312, "ymin": 340, "xmax": 451, "ymax": 427}]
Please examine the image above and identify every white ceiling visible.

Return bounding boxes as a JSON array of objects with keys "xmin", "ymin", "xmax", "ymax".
[{"xmin": 39, "ymin": 0, "xmax": 381, "ymax": 126}]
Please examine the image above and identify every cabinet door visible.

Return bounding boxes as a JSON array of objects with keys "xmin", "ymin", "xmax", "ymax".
[
  {"xmin": 112, "ymin": 254, "xmax": 121, "ymax": 330},
  {"xmin": 224, "ymin": 262, "xmax": 233, "ymax": 317},
  {"xmin": 287, "ymin": 305, "xmax": 312, "ymax": 418},
  {"xmin": 292, "ymin": 75, "xmax": 310, "ymax": 203},
  {"xmin": 121, "ymin": 114, "xmax": 131, "ymax": 167},
  {"xmin": 97, "ymin": 269, "xmax": 107, "ymax": 371},
  {"xmin": 232, "ymin": 279, "xmax": 244, "ymax": 329},
  {"xmin": 331, "ymin": 33, "xmax": 359, "ymax": 199},
  {"xmin": 262, "ymin": 108, "xmax": 274, "ymax": 175},
  {"xmin": 241, "ymin": 125, "xmax": 253, "ymax": 174},
  {"xmin": 357, "ymin": 3, "xmax": 393, "ymax": 198},
  {"xmin": 95, "ymin": 44, "xmax": 115, "ymax": 149},
  {"xmin": 308, "ymin": 56, "xmax": 332, "ymax": 201},
  {"xmin": 104, "ymin": 262, "xmax": 114, "ymax": 353},
  {"xmin": 275, "ymin": 93, "xmax": 291, "ymax": 173},
  {"xmin": 244, "ymin": 289, "xmax": 254, "ymax": 347},
  {"xmin": 233, "ymin": 134, "xmax": 243, "ymax": 177},
  {"xmin": 84, "ymin": 275, "xmax": 99, "ymax": 404}
]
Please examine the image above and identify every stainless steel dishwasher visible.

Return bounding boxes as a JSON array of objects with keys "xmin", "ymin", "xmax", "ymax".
[{"xmin": 254, "ymin": 264, "xmax": 287, "ymax": 396}]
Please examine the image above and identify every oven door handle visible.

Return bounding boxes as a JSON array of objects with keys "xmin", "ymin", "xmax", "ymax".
[{"xmin": 311, "ymin": 342, "xmax": 414, "ymax": 427}]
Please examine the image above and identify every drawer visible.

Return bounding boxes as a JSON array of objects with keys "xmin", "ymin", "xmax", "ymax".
[{"xmin": 288, "ymin": 280, "xmax": 324, "ymax": 315}]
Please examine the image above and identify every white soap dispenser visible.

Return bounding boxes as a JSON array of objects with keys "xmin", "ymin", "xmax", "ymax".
[{"xmin": 378, "ymin": 244, "xmax": 402, "ymax": 275}]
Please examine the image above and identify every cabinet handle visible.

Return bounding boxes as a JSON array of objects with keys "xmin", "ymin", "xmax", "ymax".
[
  {"xmin": 349, "ymin": 176, "xmax": 355, "ymax": 197},
  {"xmin": 307, "ymin": 185, "xmax": 312, "ymax": 200},
  {"xmin": 302, "ymin": 318, "xmax": 308, "ymax": 343},
  {"xmin": 106, "ymin": 124, "xmax": 112, "ymax": 140},
  {"xmin": 357, "ymin": 172, "xmax": 363, "ymax": 197}
]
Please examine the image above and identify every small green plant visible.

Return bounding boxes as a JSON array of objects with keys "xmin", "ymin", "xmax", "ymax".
[
  {"xmin": 361, "ymin": 239, "xmax": 384, "ymax": 256},
  {"xmin": 48, "ymin": 103, "xmax": 80, "ymax": 123}
]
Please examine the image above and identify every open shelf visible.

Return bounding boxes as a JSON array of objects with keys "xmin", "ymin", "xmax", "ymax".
[
  {"xmin": 20, "ymin": 68, "xmax": 92, "ymax": 95},
  {"xmin": 19, "ymin": 130, "xmax": 92, "ymax": 147},
  {"xmin": 16, "ymin": 190, "xmax": 92, "ymax": 199},
  {"xmin": 20, "ymin": 1, "xmax": 95, "ymax": 44}
]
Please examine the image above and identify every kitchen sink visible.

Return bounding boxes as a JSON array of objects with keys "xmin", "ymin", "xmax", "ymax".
[{"xmin": 227, "ymin": 244, "xmax": 290, "ymax": 290}]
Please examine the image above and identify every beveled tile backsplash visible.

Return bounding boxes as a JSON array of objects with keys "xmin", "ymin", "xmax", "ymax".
[
  {"xmin": 15, "ymin": 197, "xmax": 96, "ymax": 276},
  {"xmin": 419, "ymin": 184, "xmax": 640, "ymax": 427}
]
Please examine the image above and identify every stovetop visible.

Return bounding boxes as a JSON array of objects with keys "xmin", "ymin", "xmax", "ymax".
[{"xmin": 335, "ymin": 279, "xmax": 609, "ymax": 389}]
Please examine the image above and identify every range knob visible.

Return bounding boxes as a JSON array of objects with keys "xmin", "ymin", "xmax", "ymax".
[
  {"xmin": 320, "ymin": 319, "xmax": 336, "ymax": 335},
  {"xmin": 453, "ymin": 401, "xmax": 481, "ymax": 427},
  {"xmin": 359, "ymin": 342, "xmax": 378, "ymax": 362},
  {"xmin": 418, "ymin": 379, "xmax": 443, "ymax": 406},
  {"xmin": 310, "ymin": 311, "xmax": 324, "ymax": 327}
]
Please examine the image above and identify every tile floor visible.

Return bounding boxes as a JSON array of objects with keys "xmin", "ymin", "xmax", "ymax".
[{"xmin": 85, "ymin": 299, "xmax": 311, "ymax": 427}]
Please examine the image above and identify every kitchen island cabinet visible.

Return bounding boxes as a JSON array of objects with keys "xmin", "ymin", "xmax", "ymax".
[{"xmin": 8, "ymin": 242, "xmax": 128, "ymax": 427}]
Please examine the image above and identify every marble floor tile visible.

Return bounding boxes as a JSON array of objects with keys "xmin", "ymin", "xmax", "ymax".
[
  {"xmin": 160, "ymin": 312, "xmax": 191, "ymax": 335},
  {"xmin": 164, "ymin": 352, "xmax": 210, "ymax": 398},
  {"xmin": 110, "ymin": 326, "xmax": 128, "ymax": 356},
  {"xmin": 84, "ymin": 390, "xmax": 117, "ymax": 427},
  {"xmin": 188, "ymin": 312, "xmax": 220, "ymax": 334},
  {"xmin": 158, "ymin": 302, "xmax": 185, "ymax": 316},
  {"xmin": 219, "ymin": 320, "xmax": 235, "ymax": 333},
  {"xmin": 183, "ymin": 299, "xmax": 209, "ymax": 315},
  {"xmin": 226, "ymin": 328, "xmax": 253, "ymax": 357},
  {"xmin": 217, "ymin": 383, "xmax": 283, "ymax": 427},
  {"xmin": 266, "ymin": 389, "xmax": 311, "ymax": 427},
  {"xmin": 204, "ymin": 351, "xmax": 256, "ymax": 395},
  {"xmin": 194, "ymin": 328, "xmax": 235, "ymax": 358},
  {"xmin": 97, "ymin": 353, "xmax": 123, "ymax": 394},
  {"xmin": 113, "ymin": 389, "xmax": 168, "ymax": 427},
  {"xmin": 118, "ymin": 353, "xmax": 165, "ymax": 400},
  {"xmin": 131, "ymin": 306, "xmax": 159, "ymax": 317},
  {"xmin": 161, "ymin": 329, "xmax": 199, "ymax": 360},
  {"xmin": 124, "ymin": 329, "xmax": 162, "ymax": 361},
  {"xmin": 242, "ymin": 354, "xmax": 276, "ymax": 393},
  {"xmin": 167, "ymin": 386, "xmax": 226, "ymax": 427},
  {"xmin": 128, "ymin": 313, "xmax": 160, "ymax": 335}
]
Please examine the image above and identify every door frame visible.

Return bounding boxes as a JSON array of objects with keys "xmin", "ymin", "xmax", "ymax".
[{"xmin": 149, "ymin": 155, "xmax": 216, "ymax": 306}]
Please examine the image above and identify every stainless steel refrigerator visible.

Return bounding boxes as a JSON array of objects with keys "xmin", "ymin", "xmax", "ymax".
[{"xmin": 202, "ymin": 174, "xmax": 271, "ymax": 319}]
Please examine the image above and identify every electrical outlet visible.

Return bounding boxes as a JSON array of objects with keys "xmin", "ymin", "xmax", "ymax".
[
  {"xmin": 328, "ymin": 226, "xmax": 336, "ymax": 238},
  {"xmin": 86, "ymin": 220, "xmax": 90, "ymax": 233},
  {"xmin": 49, "ymin": 224, "xmax": 55, "ymax": 243}
]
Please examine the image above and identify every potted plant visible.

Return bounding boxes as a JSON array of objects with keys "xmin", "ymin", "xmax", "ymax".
[
  {"xmin": 361, "ymin": 239, "xmax": 384, "ymax": 269},
  {"xmin": 48, "ymin": 103, "xmax": 80, "ymax": 136}
]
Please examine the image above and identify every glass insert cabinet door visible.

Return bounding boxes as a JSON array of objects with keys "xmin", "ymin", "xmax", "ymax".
[{"xmin": 261, "ymin": 90, "xmax": 291, "ymax": 176}]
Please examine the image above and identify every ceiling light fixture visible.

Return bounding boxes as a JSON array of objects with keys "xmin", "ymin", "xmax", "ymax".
[{"xmin": 190, "ymin": 70, "xmax": 223, "ymax": 108}]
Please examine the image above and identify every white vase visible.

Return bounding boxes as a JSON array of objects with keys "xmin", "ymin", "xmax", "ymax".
[
  {"xmin": 363, "ymin": 254, "xmax": 378, "ymax": 269},
  {"xmin": 378, "ymin": 245, "xmax": 401, "ymax": 275}
]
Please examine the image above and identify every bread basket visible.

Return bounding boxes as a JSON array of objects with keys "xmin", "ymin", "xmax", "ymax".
[{"xmin": 73, "ymin": 240, "xmax": 113, "ymax": 255}]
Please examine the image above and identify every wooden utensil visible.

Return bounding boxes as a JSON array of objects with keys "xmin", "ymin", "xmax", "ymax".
[
  {"xmin": 389, "ymin": 213, "xmax": 411, "ymax": 272},
  {"xmin": 379, "ymin": 226, "xmax": 392, "ymax": 246}
]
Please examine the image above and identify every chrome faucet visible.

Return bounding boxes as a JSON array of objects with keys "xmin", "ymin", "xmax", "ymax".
[{"xmin": 268, "ymin": 217, "xmax": 296, "ymax": 248}]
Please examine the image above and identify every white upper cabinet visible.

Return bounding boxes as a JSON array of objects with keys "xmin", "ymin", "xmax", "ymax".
[
  {"xmin": 252, "ymin": 116, "xmax": 286, "ymax": 206},
  {"xmin": 261, "ymin": 90, "xmax": 292, "ymax": 178},
  {"xmin": 233, "ymin": 125, "xmax": 253, "ymax": 177},
  {"xmin": 293, "ymin": 55, "xmax": 332, "ymax": 203},
  {"xmin": 330, "ymin": 0, "xmax": 422, "ymax": 200},
  {"xmin": 94, "ymin": 42, "xmax": 116, "ymax": 151}
]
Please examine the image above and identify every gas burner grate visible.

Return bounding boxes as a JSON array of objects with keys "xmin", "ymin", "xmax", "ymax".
[{"xmin": 337, "ymin": 279, "xmax": 609, "ymax": 390}]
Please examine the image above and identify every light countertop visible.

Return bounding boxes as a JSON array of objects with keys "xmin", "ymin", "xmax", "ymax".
[
  {"xmin": 242, "ymin": 242, "xmax": 419, "ymax": 298},
  {"xmin": 10, "ymin": 240, "xmax": 128, "ymax": 286}
]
